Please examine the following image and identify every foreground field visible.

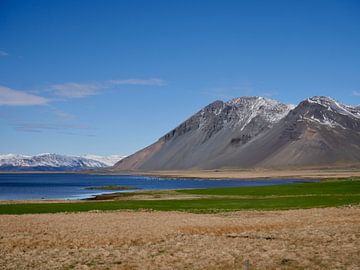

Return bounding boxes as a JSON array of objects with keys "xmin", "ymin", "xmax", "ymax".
[
  {"xmin": 0, "ymin": 179, "xmax": 359, "ymax": 214},
  {"xmin": 0, "ymin": 207, "xmax": 359, "ymax": 269},
  {"xmin": 1, "ymin": 179, "xmax": 359, "ymax": 269}
]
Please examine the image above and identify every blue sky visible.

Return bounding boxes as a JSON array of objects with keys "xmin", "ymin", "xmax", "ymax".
[{"xmin": 0, "ymin": 0, "xmax": 360, "ymax": 156}]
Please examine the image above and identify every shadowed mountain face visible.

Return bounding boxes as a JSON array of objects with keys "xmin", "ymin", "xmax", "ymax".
[{"xmin": 113, "ymin": 96, "xmax": 360, "ymax": 171}]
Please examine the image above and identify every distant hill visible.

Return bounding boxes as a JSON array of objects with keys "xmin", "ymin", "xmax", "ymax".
[
  {"xmin": 0, "ymin": 153, "xmax": 124, "ymax": 171},
  {"xmin": 112, "ymin": 96, "xmax": 360, "ymax": 171}
]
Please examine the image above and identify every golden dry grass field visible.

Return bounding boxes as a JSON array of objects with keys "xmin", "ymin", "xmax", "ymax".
[{"xmin": 0, "ymin": 206, "xmax": 359, "ymax": 270}]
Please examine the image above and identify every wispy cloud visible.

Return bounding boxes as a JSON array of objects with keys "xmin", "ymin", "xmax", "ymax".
[
  {"xmin": 52, "ymin": 108, "xmax": 75, "ymax": 120},
  {"xmin": 0, "ymin": 50, "xmax": 8, "ymax": 57},
  {"xmin": 12, "ymin": 122, "xmax": 95, "ymax": 136},
  {"xmin": 51, "ymin": 78, "xmax": 165, "ymax": 98},
  {"xmin": 0, "ymin": 85, "xmax": 49, "ymax": 106},
  {"xmin": 51, "ymin": 83, "xmax": 102, "ymax": 98},
  {"xmin": 0, "ymin": 77, "xmax": 164, "ymax": 107},
  {"xmin": 108, "ymin": 78, "xmax": 165, "ymax": 86},
  {"xmin": 353, "ymin": 91, "xmax": 360, "ymax": 97}
]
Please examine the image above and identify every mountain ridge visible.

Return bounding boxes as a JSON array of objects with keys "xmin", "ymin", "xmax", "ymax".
[
  {"xmin": 0, "ymin": 153, "xmax": 124, "ymax": 171},
  {"xmin": 113, "ymin": 96, "xmax": 360, "ymax": 171}
]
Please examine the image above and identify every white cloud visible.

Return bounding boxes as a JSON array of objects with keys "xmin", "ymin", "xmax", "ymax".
[
  {"xmin": 0, "ymin": 86, "xmax": 48, "ymax": 106},
  {"xmin": 51, "ymin": 83, "xmax": 101, "ymax": 98},
  {"xmin": 353, "ymin": 91, "xmax": 360, "ymax": 97},
  {"xmin": 51, "ymin": 78, "xmax": 165, "ymax": 99},
  {"xmin": 0, "ymin": 79, "xmax": 165, "ymax": 105},
  {"xmin": 0, "ymin": 50, "xmax": 8, "ymax": 57}
]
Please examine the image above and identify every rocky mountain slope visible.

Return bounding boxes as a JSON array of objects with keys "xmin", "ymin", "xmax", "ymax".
[
  {"xmin": 0, "ymin": 153, "xmax": 124, "ymax": 171},
  {"xmin": 113, "ymin": 96, "xmax": 360, "ymax": 171}
]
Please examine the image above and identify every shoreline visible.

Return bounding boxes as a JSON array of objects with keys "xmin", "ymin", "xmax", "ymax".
[
  {"xmin": 86, "ymin": 179, "xmax": 320, "ymax": 201},
  {"xmin": 105, "ymin": 167, "xmax": 360, "ymax": 180},
  {"xmin": 0, "ymin": 164, "xmax": 360, "ymax": 180},
  {"xmin": 2, "ymin": 167, "xmax": 360, "ymax": 180},
  {"xmin": 0, "ymin": 169, "xmax": 359, "ymax": 204},
  {"xmin": 0, "ymin": 179, "xmax": 316, "ymax": 204}
]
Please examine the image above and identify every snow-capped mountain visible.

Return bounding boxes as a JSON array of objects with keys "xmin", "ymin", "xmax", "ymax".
[
  {"xmin": 113, "ymin": 96, "xmax": 360, "ymax": 171},
  {"xmin": 114, "ymin": 97, "xmax": 294, "ymax": 170},
  {"xmin": 163, "ymin": 96, "xmax": 293, "ymax": 143},
  {"xmin": 227, "ymin": 95, "xmax": 360, "ymax": 168},
  {"xmin": 298, "ymin": 96, "xmax": 360, "ymax": 129},
  {"xmin": 0, "ymin": 153, "xmax": 123, "ymax": 171},
  {"xmin": 82, "ymin": 154, "xmax": 125, "ymax": 166}
]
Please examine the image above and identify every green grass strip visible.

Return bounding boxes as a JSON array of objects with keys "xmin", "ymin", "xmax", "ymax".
[
  {"xmin": 177, "ymin": 179, "xmax": 360, "ymax": 196},
  {"xmin": 0, "ymin": 180, "xmax": 359, "ymax": 215}
]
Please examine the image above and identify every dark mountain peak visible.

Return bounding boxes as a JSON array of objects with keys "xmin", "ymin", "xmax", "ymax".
[
  {"xmin": 203, "ymin": 100, "xmax": 225, "ymax": 109},
  {"xmin": 161, "ymin": 96, "xmax": 292, "ymax": 142},
  {"xmin": 161, "ymin": 100, "xmax": 225, "ymax": 142},
  {"xmin": 307, "ymin": 95, "xmax": 336, "ymax": 105},
  {"xmin": 226, "ymin": 96, "xmax": 293, "ymax": 116},
  {"xmin": 306, "ymin": 96, "xmax": 359, "ymax": 115},
  {"xmin": 226, "ymin": 96, "xmax": 279, "ymax": 106},
  {"xmin": 226, "ymin": 96, "xmax": 262, "ymax": 105},
  {"xmin": 289, "ymin": 96, "xmax": 360, "ymax": 131}
]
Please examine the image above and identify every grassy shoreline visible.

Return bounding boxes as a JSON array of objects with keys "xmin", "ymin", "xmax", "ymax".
[{"xmin": 0, "ymin": 179, "xmax": 359, "ymax": 215}]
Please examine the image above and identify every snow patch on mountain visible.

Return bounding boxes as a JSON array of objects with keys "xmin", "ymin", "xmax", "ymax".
[
  {"xmin": 302, "ymin": 115, "xmax": 346, "ymax": 129},
  {"xmin": 225, "ymin": 97, "xmax": 294, "ymax": 131},
  {"xmin": 292, "ymin": 96, "xmax": 360, "ymax": 130},
  {"xmin": 83, "ymin": 154, "xmax": 125, "ymax": 166},
  {"xmin": 307, "ymin": 96, "xmax": 360, "ymax": 120},
  {"xmin": 162, "ymin": 96, "xmax": 293, "ymax": 144}
]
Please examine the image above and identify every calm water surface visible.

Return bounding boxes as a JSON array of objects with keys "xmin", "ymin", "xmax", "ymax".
[{"xmin": 0, "ymin": 173, "xmax": 308, "ymax": 200}]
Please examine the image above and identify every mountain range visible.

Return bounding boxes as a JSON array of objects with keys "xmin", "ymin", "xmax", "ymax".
[
  {"xmin": 113, "ymin": 96, "xmax": 360, "ymax": 171},
  {"xmin": 0, "ymin": 153, "xmax": 124, "ymax": 171}
]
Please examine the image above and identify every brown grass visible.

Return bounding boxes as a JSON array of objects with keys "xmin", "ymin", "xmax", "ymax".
[
  {"xmin": 132, "ymin": 167, "xmax": 360, "ymax": 180},
  {"xmin": 0, "ymin": 207, "xmax": 359, "ymax": 269}
]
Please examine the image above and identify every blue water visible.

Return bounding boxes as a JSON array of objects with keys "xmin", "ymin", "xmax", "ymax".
[{"xmin": 0, "ymin": 173, "xmax": 307, "ymax": 200}]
